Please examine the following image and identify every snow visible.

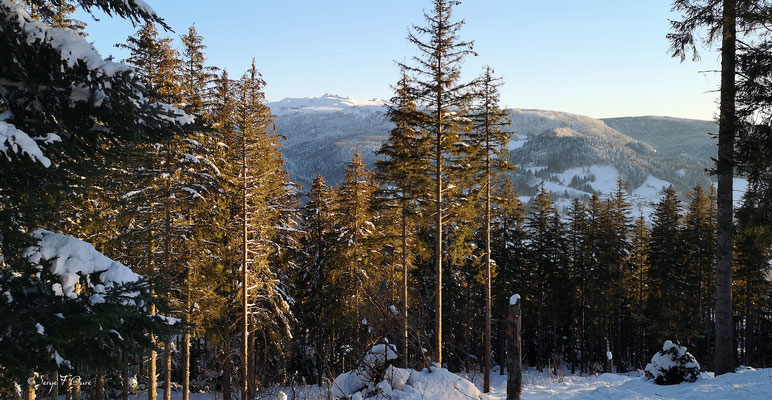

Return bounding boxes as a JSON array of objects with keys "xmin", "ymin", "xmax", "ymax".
[
  {"xmin": 35, "ymin": 323, "xmax": 44, "ymax": 334},
  {"xmin": 23, "ymin": 229, "xmax": 141, "ymax": 302},
  {"xmin": 555, "ymin": 165, "xmax": 621, "ymax": 195},
  {"xmin": 334, "ymin": 363, "xmax": 484, "ymax": 400},
  {"xmin": 632, "ymin": 174, "xmax": 671, "ymax": 198},
  {"xmin": 508, "ymin": 137, "xmax": 528, "ymax": 150},
  {"xmin": 2, "ymin": 0, "xmax": 132, "ymax": 78},
  {"xmin": 268, "ymin": 93, "xmax": 389, "ymax": 116},
  {"xmin": 0, "ymin": 121, "xmax": 52, "ymax": 167},
  {"xmin": 510, "ymin": 294, "xmax": 520, "ymax": 305}
]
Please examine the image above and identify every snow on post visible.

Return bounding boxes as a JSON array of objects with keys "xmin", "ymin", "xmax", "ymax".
[{"xmin": 510, "ymin": 293, "xmax": 520, "ymax": 305}]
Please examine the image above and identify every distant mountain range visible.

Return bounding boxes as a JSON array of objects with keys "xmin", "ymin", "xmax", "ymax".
[{"xmin": 267, "ymin": 94, "xmax": 730, "ymax": 215}]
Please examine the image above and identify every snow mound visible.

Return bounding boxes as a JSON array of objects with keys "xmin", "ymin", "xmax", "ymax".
[
  {"xmin": 23, "ymin": 229, "xmax": 141, "ymax": 302},
  {"xmin": 332, "ymin": 343, "xmax": 482, "ymax": 399},
  {"xmin": 644, "ymin": 340, "xmax": 700, "ymax": 385}
]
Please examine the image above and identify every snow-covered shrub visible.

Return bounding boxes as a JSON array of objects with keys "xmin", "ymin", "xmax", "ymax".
[
  {"xmin": 644, "ymin": 340, "xmax": 700, "ymax": 385},
  {"xmin": 331, "ymin": 342, "xmax": 483, "ymax": 399}
]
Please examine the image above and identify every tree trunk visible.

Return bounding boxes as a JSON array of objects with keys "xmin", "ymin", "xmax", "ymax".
[
  {"xmin": 241, "ymin": 148, "xmax": 249, "ymax": 400},
  {"xmin": 402, "ymin": 212, "xmax": 409, "ymax": 368},
  {"xmin": 72, "ymin": 377, "xmax": 80, "ymax": 400},
  {"xmin": 248, "ymin": 329, "xmax": 256, "ymax": 400},
  {"xmin": 149, "ymin": 302, "xmax": 158, "ymax": 400},
  {"xmin": 483, "ymin": 110, "xmax": 492, "ymax": 393},
  {"xmin": 50, "ymin": 370, "xmax": 58, "ymax": 400},
  {"xmin": 183, "ymin": 266, "xmax": 192, "ymax": 400},
  {"xmin": 93, "ymin": 372, "xmax": 105, "ymax": 400},
  {"xmin": 122, "ymin": 349, "xmax": 129, "ymax": 400},
  {"xmin": 65, "ymin": 376, "xmax": 72, "ymax": 400},
  {"xmin": 223, "ymin": 338, "xmax": 232, "ymax": 400},
  {"xmin": 715, "ymin": 0, "xmax": 737, "ymax": 376},
  {"xmin": 499, "ymin": 321, "xmax": 506, "ymax": 375},
  {"xmin": 24, "ymin": 374, "xmax": 35, "ymax": 400},
  {"xmin": 507, "ymin": 298, "xmax": 522, "ymax": 400},
  {"xmin": 164, "ymin": 341, "xmax": 172, "ymax": 400}
]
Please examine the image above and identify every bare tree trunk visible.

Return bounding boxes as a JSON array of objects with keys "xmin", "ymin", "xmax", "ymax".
[
  {"xmin": 223, "ymin": 337, "xmax": 232, "ymax": 400},
  {"xmin": 72, "ymin": 377, "xmax": 80, "ymax": 400},
  {"xmin": 149, "ymin": 302, "xmax": 157, "ymax": 400},
  {"xmin": 483, "ymin": 109, "xmax": 492, "ymax": 393},
  {"xmin": 434, "ymin": 72, "xmax": 443, "ymax": 367},
  {"xmin": 50, "ymin": 371, "xmax": 58, "ymax": 400},
  {"xmin": 402, "ymin": 212, "xmax": 409, "ymax": 368},
  {"xmin": 241, "ymin": 148, "xmax": 249, "ymax": 400},
  {"xmin": 183, "ymin": 266, "xmax": 191, "ymax": 400},
  {"xmin": 23, "ymin": 374, "xmax": 35, "ymax": 400},
  {"xmin": 64, "ymin": 376, "xmax": 72, "ymax": 400},
  {"xmin": 499, "ymin": 321, "xmax": 506, "ymax": 375},
  {"xmin": 715, "ymin": 0, "xmax": 737, "ymax": 376},
  {"xmin": 507, "ymin": 298, "xmax": 522, "ymax": 400},
  {"xmin": 164, "ymin": 341, "xmax": 172, "ymax": 400},
  {"xmin": 122, "ymin": 349, "xmax": 129, "ymax": 400},
  {"xmin": 248, "ymin": 329, "xmax": 256, "ymax": 400},
  {"xmin": 93, "ymin": 372, "xmax": 105, "ymax": 400}
]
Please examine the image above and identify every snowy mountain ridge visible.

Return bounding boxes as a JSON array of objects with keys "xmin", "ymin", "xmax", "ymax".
[
  {"xmin": 268, "ymin": 93, "xmax": 390, "ymax": 116},
  {"xmin": 270, "ymin": 94, "xmax": 723, "ymax": 215}
]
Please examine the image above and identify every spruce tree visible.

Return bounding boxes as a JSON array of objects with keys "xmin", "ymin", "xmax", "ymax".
[
  {"xmin": 468, "ymin": 66, "xmax": 512, "ymax": 391},
  {"xmin": 400, "ymin": 0, "xmax": 476, "ymax": 363}
]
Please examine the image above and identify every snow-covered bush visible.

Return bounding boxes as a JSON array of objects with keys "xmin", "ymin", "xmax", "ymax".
[
  {"xmin": 644, "ymin": 340, "xmax": 700, "ymax": 385},
  {"xmin": 331, "ymin": 342, "xmax": 483, "ymax": 399}
]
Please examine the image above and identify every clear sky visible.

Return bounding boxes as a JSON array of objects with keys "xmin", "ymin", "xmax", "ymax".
[{"xmin": 75, "ymin": 0, "xmax": 722, "ymax": 120}]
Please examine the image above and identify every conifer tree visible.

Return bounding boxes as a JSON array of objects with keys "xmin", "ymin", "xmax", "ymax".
[
  {"xmin": 376, "ymin": 69, "xmax": 429, "ymax": 366},
  {"xmin": 629, "ymin": 214, "xmax": 650, "ymax": 368},
  {"xmin": 468, "ymin": 66, "xmax": 512, "ymax": 391},
  {"xmin": 646, "ymin": 187, "xmax": 687, "ymax": 343},
  {"xmin": 227, "ymin": 61, "xmax": 294, "ymax": 396},
  {"xmin": 400, "ymin": 0, "xmax": 476, "ymax": 363}
]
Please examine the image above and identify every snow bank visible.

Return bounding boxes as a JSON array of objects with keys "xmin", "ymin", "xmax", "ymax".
[
  {"xmin": 23, "ymin": 229, "xmax": 140, "ymax": 302},
  {"xmin": 331, "ymin": 343, "xmax": 483, "ymax": 399}
]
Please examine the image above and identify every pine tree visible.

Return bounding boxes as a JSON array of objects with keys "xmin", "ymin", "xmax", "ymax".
[
  {"xmin": 468, "ymin": 66, "xmax": 512, "ymax": 391},
  {"xmin": 226, "ymin": 61, "xmax": 294, "ymax": 396},
  {"xmin": 376, "ymin": 68, "xmax": 430, "ymax": 366},
  {"xmin": 0, "ymin": 0, "xmax": 183, "ymax": 394},
  {"xmin": 629, "ymin": 214, "xmax": 650, "ymax": 368},
  {"xmin": 646, "ymin": 187, "xmax": 687, "ymax": 343},
  {"xmin": 400, "ymin": 0, "xmax": 476, "ymax": 363}
]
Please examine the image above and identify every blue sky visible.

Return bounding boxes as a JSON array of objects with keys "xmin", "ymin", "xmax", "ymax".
[{"xmin": 76, "ymin": 1, "xmax": 721, "ymax": 120}]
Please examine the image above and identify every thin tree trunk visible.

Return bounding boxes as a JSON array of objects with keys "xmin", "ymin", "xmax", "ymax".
[
  {"xmin": 507, "ymin": 298, "xmax": 522, "ymax": 400},
  {"xmin": 121, "ymin": 350, "xmax": 129, "ymax": 400},
  {"xmin": 241, "ymin": 146, "xmax": 249, "ymax": 400},
  {"xmin": 715, "ymin": 0, "xmax": 737, "ymax": 376},
  {"xmin": 248, "ymin": 329, "xmax": 256, "ymax": 400},
  {"xmin": 65, "ymin": 376, "xmax": 72, "ymax": 400},
  {"xmin": 164, "ymin": 341, "xmax": 172, "ymax": 400},
  {"xmin": 149, "ymin": 302, "xmax": 158, "ymax": 400},
  {"xmin": 483, "ymin": 100, "xmax": 492, "ymax": 393},
  {"xmin": 94, "ymin": 372, "xmax": 105, "ymax": 400},
  {"xmin": 402, "ymin": 212, "xmax": 409, "ymax": 368},
  {"xmin": 183, "ymin": 263, "xmax": 192, "ymax": 400},
  {"xmin": 50, "ymin": 371, "xmax": 58, "ymax": 400},
  {"xmin": 434, "ymin": 67, "xmax": 443, "ymax": 367},
  {"xmin": 72, "ymin": 377, "xmax": 80, "ymax": 400},
  {"xmin": 223, "ymin": 337, "xmax": 232, "ymax": 400},
  {"xmin": 24, "ymin": 374, "xmax": 35, "ymax": 400}
]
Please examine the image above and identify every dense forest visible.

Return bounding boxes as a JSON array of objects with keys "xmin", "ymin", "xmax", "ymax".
[{"xmin": 1, "ymin": 0, "xmax": 771, "ymax": 399}]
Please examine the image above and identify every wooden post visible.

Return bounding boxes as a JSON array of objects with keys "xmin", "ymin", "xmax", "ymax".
[{"xmin": 507, "ymin": 295, "xmax": 522, "ymax": 400}]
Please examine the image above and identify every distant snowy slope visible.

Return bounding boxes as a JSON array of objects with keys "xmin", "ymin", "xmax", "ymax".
[
  {"xmin": 602, "ymin": 116, "xmax": 717, "ymax": 165},
  {"xmin": 268, "ymin": 93, "xmax": 389, "ymax": 116},
  {"xmin": 270, "ymin": 94, "xmax": 720, "ymax": 211}
]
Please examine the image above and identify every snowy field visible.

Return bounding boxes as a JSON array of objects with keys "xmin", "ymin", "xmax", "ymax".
[{"xmin": 114, "ymin": 366, "xmax": 772, "ymax": 399}]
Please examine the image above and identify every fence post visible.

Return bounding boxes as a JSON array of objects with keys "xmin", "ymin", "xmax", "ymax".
[{"xmin": 507, "ymin": 294, "xmax": 522, "ymax": 400}]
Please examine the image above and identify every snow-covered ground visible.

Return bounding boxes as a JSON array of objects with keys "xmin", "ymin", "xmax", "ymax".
[{"xmin": 119, "ymin": 366, "xmax": 772, "ymax": 399}]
